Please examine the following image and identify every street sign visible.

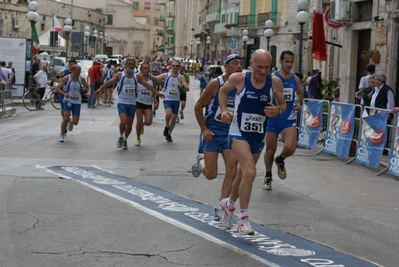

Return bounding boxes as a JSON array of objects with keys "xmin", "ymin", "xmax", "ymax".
[
  {"xmin": 325, "ymin": 8, "xmax": 343, "ymax": 29},
  {"xmin": 231, "ymin": 38, "xmax": 236, "ymax": 49},
  {"xmin": 331, "ymin": 29, "xmax": 338, "ymax": 42}
]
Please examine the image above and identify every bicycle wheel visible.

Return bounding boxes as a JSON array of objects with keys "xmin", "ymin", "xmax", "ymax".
[
  {"xmin": 50, "ymin": 91, "xmax": 61, "ymax": 110},
  {"xmin": 22, "ymin": 91, "xmax": 41, "ymax": 111}
]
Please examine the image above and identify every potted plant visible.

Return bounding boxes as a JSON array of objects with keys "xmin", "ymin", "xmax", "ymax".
[{"xmin": 360, "ymin": 48, "xmax": 380, "ymax": 64}]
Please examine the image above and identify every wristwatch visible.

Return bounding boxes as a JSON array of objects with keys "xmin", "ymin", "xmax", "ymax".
[{"xmin": 277, "ymin": 107, "xmax": 282, "ymax": 116}]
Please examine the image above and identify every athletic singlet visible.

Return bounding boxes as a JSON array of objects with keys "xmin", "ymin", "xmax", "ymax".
[
  {"xmin": 204, "ymin": 76, "xmax": 235, "ymax": 135},
  {"xmin": 63, "ymin": 75, "xmax": 83, "ymax": 104},
  {"xmin": 136, "ymin": 75, "xmax": 154, "ymax": 105},
  {"xmin": 163, "ymin": 73, "xmax": 181, "ymax": 101},
  {"xmin": 103, "ymin": 68, "xmax": 113, "ymax": 83},
  {"xmin": 271, "ymin": 70, "xmax": 297, "ymax": 121},
  {"xmin": 117, "ymin": 71, "xmax": 138, "ymax": 105},
  {"xmin": 229, "ymin": 72, "xmax": 272, "ymax": 143}
]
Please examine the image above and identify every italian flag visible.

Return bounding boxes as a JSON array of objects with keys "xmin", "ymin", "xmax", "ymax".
[
  {"xmin": 32, "ymin": 25, "xmax": 40, "ymax": 55},
  {"xmin": 51, "ymin": 11, "xmax": 62, "ymax": 32},
  {"xmin": 312, "ymin": 0, "xmax": 327, "ymax": 61}
]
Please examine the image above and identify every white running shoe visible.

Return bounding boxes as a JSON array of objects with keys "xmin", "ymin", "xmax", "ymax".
[
  {"xmin": 213, "ymin": 206, "xmax": 222, "ymax": 221},
  {"xmin": 191, "ymin": 153, "xmax": 204, "ymax": 178},
  {"xmin": 58, "ymin": 134, "xmax": 64, "ymax": 142},
  {"xmin": 68, "ymin": 118, "xmax": 73, "ymax": 132},
  {"xmin": 237, "ymin": 216, "xmax": 254, "ymax": 235},
  {"xmin": 221, "ymin": 198, "xmax": 235, "ymax": 230}
]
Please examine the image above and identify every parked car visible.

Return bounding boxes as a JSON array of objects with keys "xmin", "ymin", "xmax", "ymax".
[
  {"xmin": 49, "ymin": 57, "xmax": 66, "ymax": 77},
  {"xmin": 94, "ymin": 54, "xmax": 108, "ymax": 63}
]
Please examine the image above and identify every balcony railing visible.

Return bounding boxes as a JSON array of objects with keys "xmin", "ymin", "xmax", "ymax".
[
  {"xmin": 206, "ymin": 12, "xmax": 220, "ymax": 24},
  {"xmin": 238, "ymin": 15, "xmax": 257, "ymax": 29},
  {"xmin": 354, "ymin": 1, "xmax": 372, "ymax": 22},
  {"xmin": 167, "ymin": 12, "xmax": 175, "ymax": 18},
  {"xmin": 166, "ymin": 28, "xmax": 175, "ymax": 35},
  {"xmin": 158, "ymin": 15, "xmax": 165, "ymax": 21},
  {"xmin": 158, "ymin": 0, "xmax": 165, "ymax": 5},
  {"xmin": 214, "ymin": 23, "xmax": 226, "ymax": 34},
  {"xmin": 257, "ymin": 12, "xmax": 280, "ymax": 27}
]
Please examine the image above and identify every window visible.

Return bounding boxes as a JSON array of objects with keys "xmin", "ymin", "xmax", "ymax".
[
  {"xmin": 154, "ymin": 2, "xmax": 160, "ymax": 10},
  {"xmin": 132, "ymin": 1, "xmax": 139, "ymax": 10},
  {"xmin": 154, "ymin": 18, "xmax": 159, "ymax": 26},
  {"xmin": 144, "ymin": 2, "xmax": 151, "ymax": 11},
  {"xmin": 106, "ymin": 15, "xmax": 113, "ymax": 25},
  {"xmin": 40, "ymin": 23, "xmax": 45, "ymax": 31}
]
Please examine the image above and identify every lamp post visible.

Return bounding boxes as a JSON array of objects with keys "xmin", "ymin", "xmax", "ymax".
[
  {"xmin": 26, "ymin": 1, "xmax": 39, "ymax": 90},
  {"xmin": 93, "ymin": 29, "xmax": 98, "ymax": 54},
  {"xmin": 190, "ymin": 39, "xmax": 193, "ymax": 59},
  {"xmin": 99, "ymin": 31, "xmax": 103, "ymax": 54},
  {"xmin": 179, "ymin": 42, "xmax": 182, "ymax": 57},
  {"xmin": 196, "ymin": 37, "xmax": 200, "ymax": 59},
  {"xmin": 242, "ymin": 29, "xmax": 249, "ymax": 69},
  {"xmin": 206, "ymin": 36, "xmax": 211, "ymax": 61},
  {"xmin": 84, "ymin": 26, "xmax": 90, "ymax": 58},
  {"xmin": 296, "ymin": 0, "xmax": 309, "ymax": 74},
  {"xmin": 264, "ymin": 20, "xmax": 274, "ymax": 51},
  {"xmin": 63, "ymin": 18, "xmax": 72, "ymax": 59},
  {"xmin": 184, "ymin": 41, "xmax": 187, "ymax": 59}
]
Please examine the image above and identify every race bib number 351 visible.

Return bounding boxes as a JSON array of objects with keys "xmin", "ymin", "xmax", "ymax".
[{"xmin": 240, "ymin": 112, "xmax": 266, "ymax": 133}]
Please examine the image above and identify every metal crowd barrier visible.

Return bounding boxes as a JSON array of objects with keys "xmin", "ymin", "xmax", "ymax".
[{"xmin": 0, "ymin": 89, "xmax": 16, "ymax": 118}]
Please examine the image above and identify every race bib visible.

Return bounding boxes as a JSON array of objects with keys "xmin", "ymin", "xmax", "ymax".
[
  {"xmin": 124, "ymin": 85, "xmax": 135, "ymax": 94},
  {"xmin": 283, "ymin": 88, "xmax": 294, "ymax": 101},
  {"xmin": 70, "ymin": 93, "xmax": 80, "ymax": 101},
  {"xmin": 168, "ymin": 89, "xmax": 178, "ymax": 97},
  {"xmin": 240, "ymin": 112, "xmax": 266, "ymax": 133},
  {"xmin": 139, "ymin": 88, "xmax": 151, "ymax": 96},
  {"xmin": 213, "ymin": 106, "xmax": 234, "ymax": 122}
]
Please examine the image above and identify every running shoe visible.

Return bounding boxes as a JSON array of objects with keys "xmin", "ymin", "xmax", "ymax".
[
  {"xmin": 135, "ymin": 139, "xmax": 141, "ymax": 146},
  {"xmin": 191, "ymin": 153, "xmax": 204, "ymax": 178},
  {"xmin": 262, "ymin": 176, "xmax": 273, "ymax": 191},
  {"xmin": 213, "ymin": 206, "xmax": 222, "ymax": 221},
  {"xmin": 237, "ymin": 216, "xmax": 254, "ymax": 235},
  {"xmin": 179, "ymin": 110, "xmax": 184, "ymax": 120},
  {"xmin": 176, "ymin": 117, "xmax": 180, "ymax": 123},
  {"xmin": 95, "ymin": 102, "xmax": 102, "ymax": 107},
  {"xmin": 68, "ymin": 118, "xmax": 73, "ymax": 132},
  {"xmin": 166, "ymin": 134, "xmax": 173, "ymax": 142},
  {"xmin": 58, "ymin": 134, "xmax": 64, "ymax": 142},
  {"xmin": 153, "ymin": 110, "xmax": 156, "ymax": 117},
  {"xmin": 221, "ymin": 198, "xmax": 235, "ymax": 230},
  {"xmin": 163, "ymin": 126, "xmax": 169, "ymax": 137},
  {"xmin": 141, "ymin": 126, "xmax": 144, "ymax": 135},
  {"xmin": 116, "ymin": 137, "xmax": 123, "ymax": 148},
  {"xmin": 122, "ymin": 140, "xmax": 128, "ymax": 150},
  {"xmin": 275, "ymin": 156, "xmax": 287, "ymax": 179}
]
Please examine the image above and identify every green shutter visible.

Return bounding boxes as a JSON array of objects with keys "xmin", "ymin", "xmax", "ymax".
[
  {"xmin": 249, "ymin": 0, "xmax": 257, "ymax": 28},
  {"xmin": 132, "ymin": 2, "xmax": 139, "ymax": 10}
]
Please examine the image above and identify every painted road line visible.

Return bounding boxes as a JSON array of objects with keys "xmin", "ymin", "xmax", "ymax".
[{"xmin": 46, "ymin": 166, "xmax": 380, "ymax": 267}]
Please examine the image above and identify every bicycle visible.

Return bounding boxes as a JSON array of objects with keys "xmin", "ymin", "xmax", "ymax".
[{"xmin": 22, "ymin": 81, "xmax": 61, "ymax": 111}]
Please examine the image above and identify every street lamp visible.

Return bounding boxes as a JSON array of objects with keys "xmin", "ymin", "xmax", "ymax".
[
  {"xmin": 179, "ymin": 42, "xmax": 182, "ymax": 57},
  {"xmin": 242, "ymin": 29, "xmax": 249, "ymax": 68},
  {"xmin": 297, "ymin": 0, "xmax": 309, "ymax": 74},
  {"xmin": 196, "ymin": 38, "xmax": 200, "ymax": 59},
  {"xmin": 99, "ymin": 31, "xmax": 103, "ymax": 54},
  {"xmin": 206, "ymin": 36, "xmax": 211, "ymax": 61},
  {"xmin": 63, "ymin": 18, "xmax": 72, "ymax": 59},
  {"xmin": 84, "ymin": 26, "xmax": 90, "ymax": 57},
  {"xmin": 190, "ymin": 39, "xmax": 193, "ymax": 59},
  {"xmin": 184, "ymin": 40, "xmax": 187, "ymax": 59},
  {"xmin": 264, "ymin": 20, "xmax": 274, "ymax": 51},
  {"xmin": 26, "ymin": 0, "xmax": 39, "ymax": 90},
  {"xmin": 93, "ymin": 29, "xmax": 98, "ymax": 54}
]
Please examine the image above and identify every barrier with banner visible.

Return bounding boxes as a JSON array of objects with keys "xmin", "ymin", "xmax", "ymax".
[
  {"xmin": 388, "ymin": 114, "xmax": 399, "ymax": 176},
  {"xmin": 297, "ymin": 99, "xmax": 325, "ymax": 149}
]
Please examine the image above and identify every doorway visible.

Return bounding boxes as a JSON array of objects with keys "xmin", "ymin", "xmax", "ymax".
[{"xmin": 355, "ymin": 30, "xmax": 371, "ymax": 104}]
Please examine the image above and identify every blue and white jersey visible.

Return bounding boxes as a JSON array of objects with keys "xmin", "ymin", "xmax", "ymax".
[
  {"xmin": 117, "ymin": 71, "xmax": 138, "ymax": 105},
  {"xmin": 271, "ymin": 70, "xmax": 297, "ymax": 120},
  {"xmin": 63, "ymin": 75, "xmax": 83, "ymax": 104},
  {"xmin": 229, "ymin": 72, "xmax": 272, "ymax": 143},
  {"xmin": 103, "ymin": 68, "xmax": 113, "ymax": 83},
  {"xmin": 136, "ymin": 75, "xmax": 154, "ymax": 105},
  {"xmin": 163, "ymin": 73, "xmax": 181, "ymax": 101},
  {"xmin": 204, "ymin": 76, "xmax": 235, "ymax": 135}
]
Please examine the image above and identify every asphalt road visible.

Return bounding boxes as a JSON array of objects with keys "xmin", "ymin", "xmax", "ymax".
[{"xmin": 0, "ymin": 80, "xmax": 398, "ymax": 267}]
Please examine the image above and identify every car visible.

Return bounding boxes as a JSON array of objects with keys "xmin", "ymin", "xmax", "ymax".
[
  {"xmin": 49, "ymin": 57, "xmax": 66, "ymax": 77},
  {"xmin": 94, "ymin": 54, "xmax": 109, "ymax": 63}
]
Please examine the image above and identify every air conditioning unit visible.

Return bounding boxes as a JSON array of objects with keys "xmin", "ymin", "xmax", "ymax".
[
  {"xmin": 331, "ymin": 0, "xmax": 349, "ymax": 21},
  {"xmin": 13, "ymin": 19, "xmax": 20, "ymax": 29}
]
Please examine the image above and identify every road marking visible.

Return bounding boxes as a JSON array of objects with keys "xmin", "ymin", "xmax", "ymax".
[{"xmin": 46, "ymin": 166, "xmax": 381, "ymax": 267}]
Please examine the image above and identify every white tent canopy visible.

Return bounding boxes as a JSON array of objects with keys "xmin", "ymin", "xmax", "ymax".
[{"xmin": 39, "ymin": 29, "xmax": 66, "ymax": 47}]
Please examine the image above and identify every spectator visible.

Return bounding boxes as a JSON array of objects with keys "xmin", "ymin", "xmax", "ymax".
[
  {"xmin": 356, "ymin": 64, "xmax": 375, "ymax": 105},
  {"xmin": 333, "ymin": 87, "xmax": 340, "ymax": 102},
  {"xmin": 362, "ymin": 75, "xmax": 375, "ymax": 108},
  {"xmin": 6, "ymin": 61, "xmax": 15, "ymax": 85},
  {"xmin": 304, "ymin": 70, "xmax": 318, "ymax": 99}
]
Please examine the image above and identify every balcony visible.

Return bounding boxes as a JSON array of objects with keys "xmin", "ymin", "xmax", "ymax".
[
  {"xmin": 206, "ymin": 12, "xmax": 220, "ymax": 24},
  {"xmin": 257, "ymin": 12, "xmax": 280, "ymax": 27},
  {"xmin": 158, "ymin": 0, "xmax": 165, "ymax": 5},
  {"xmin": 166, "ymin": 27, "xmax": 175, "ymax": 35},
  {"xmin": 226, "ymin": 27, "xmax": 239, "ymax": 37},
  {"xmin": 156, "ymin": 30, "xmax": 164, "ymax": 36},
  {"xmin": 158, "ymin": 15, "xmax": 165, "ymax": 21},
  {"xmin": 157, "ymin": 45, "xmax": 165, "ymax": 52},
  {"xmin": 167, "ymin": 12, "xmax": 175, "ymax": 18},
  {"xmin": 238, "ymin": 15, "xmax": 257, "ymax": 29},
  {"xmin": 214, "ymin": 23, "xmax": 226, "ymax": 34}
]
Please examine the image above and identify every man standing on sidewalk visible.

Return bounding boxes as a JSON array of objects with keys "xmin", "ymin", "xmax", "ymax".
[
  {"xmin": 87, "ymin": 60, "xmax": 103, "ymax": 108},
  {"xmin": 263, "ymin": 50, "xmax": 303, "ymax": 190}
]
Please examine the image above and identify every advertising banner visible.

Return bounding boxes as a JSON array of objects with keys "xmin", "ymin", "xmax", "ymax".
[
  {"xmin": 298, "ymin": 100, "xmax": 323, "ymax": 149},
  {"xmin": 355, "ymin": 112, "xmax": 388, "ymax": 168},
  {"xmin": 388, "ymin": 116, "xmax": 399, "ymax": 176},
  {"xmin": 323, "ymin": 102, "xmax": 355, "ymax": 158}
]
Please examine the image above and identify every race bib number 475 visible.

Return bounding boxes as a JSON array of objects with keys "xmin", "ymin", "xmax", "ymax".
[{"xmin": 240, "ymin": 112, "xmax": 266, "ymax": 133}]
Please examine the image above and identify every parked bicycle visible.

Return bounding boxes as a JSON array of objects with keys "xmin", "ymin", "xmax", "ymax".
[{"xmin": 22, "ymin": 81, "xmax": 61, "ymax": 111}]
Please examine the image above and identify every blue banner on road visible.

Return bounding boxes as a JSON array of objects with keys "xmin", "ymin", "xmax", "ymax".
[
  {"xmin": 298, "ymin": 100, "xmax": 323, "ymax": 149},
  {"xmin": 46, "ymin": 166, "xmax": 379, "ymax": 267}
]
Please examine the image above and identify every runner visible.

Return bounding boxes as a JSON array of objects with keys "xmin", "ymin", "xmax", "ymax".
[
  {"xmin": 263, "ymin": 50, "xmax": 304, "ymax": 190},
  {"xmin": 95, "ymin": 58, "xmax": 164, "ymax": 150},
  {"xmin": 152, "ymin": 60, "xmax": 190, "ymax": 142},
  {"xmin": 219, "ymin": 49, "xmax": 286, "ymax": 235},
  {"xmin": 55, "ymin": 64, "xmax": 91, "ymax": 142},
  {"xmin": 192, "ymin": 54, "xmax": 243, "ymax": 221},
  {"xmin": 176, "ymin": 64, "xmax": 190, "ymax": 123}
]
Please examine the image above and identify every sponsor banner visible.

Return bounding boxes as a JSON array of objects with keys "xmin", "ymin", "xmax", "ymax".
[
  {"xmin": 298, "ymin": 100, "xmax": 323, "ymax": 148},
  {"xmin": 356, "ymin": 112, "xmax": 388, "ymax": 168},
  {"xmin": 46, "ymin": 166, "xmax": 378, "ymax": 267},
  {"xmin": 324, "ymin": 102, "xmax": 355, "ymax": 158},
  {"xmin": 388, "ymin": 115, "xmax": 399, "ymax": 176}
]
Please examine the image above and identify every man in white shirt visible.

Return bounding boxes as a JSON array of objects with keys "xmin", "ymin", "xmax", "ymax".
[
  {"xmin": 33, "ymin": 65, "xmax": 48, "ymax": 110},
  {"xmin": 1, "ymin": 61, "xmax": 14, "ymax": 90},
  {"xmin": 356, "ymin": 64, "xmax": 375, "ymax": 105}
]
